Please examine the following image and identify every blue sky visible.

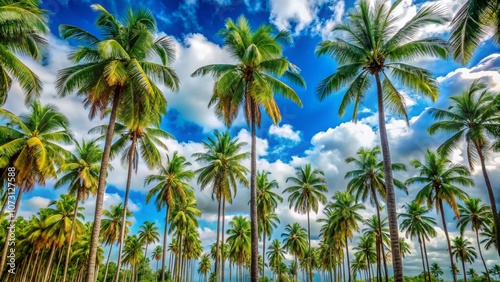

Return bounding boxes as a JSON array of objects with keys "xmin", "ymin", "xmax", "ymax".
[{"xmin": 4, "ymin": 0, "xmax": 500, "ymax": 280}]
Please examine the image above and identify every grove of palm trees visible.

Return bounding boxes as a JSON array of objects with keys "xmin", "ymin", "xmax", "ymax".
[{"xmin": 1, "ymin": 0, "xmax": 500, "ymax": 282}]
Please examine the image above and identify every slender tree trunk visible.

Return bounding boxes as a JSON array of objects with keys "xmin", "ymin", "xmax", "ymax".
[
  {"xmin": 380, "ymin": 238, "xmax": 388, "ymax": 282},
  {"xmin": 375, "ymin": 234, "xmax": 381, "ymax": 282},
  {"xmin": 54, "ymin": 247, "xmax": 65, "ymax": 282},
  {"xmin": 43, "ymin": 244, "xmax": 56, "ymax": 282},
  {"xmin": 222, "ymin": 194, "xmax": 226, "ymax": 282},
  {"xmin": 375, "ymin": 73, "xmax": 403, "ymax": 282},
  {"xmin": 461, "ymin": 257, "xmax": 466, "ymax": 282},
  {"xmin": 307, "ymin": 208, "xmax": 313, "ymax": 282},
  {"xmin": 372, "ymin": 189, "xmax": 382, "ymax": 282},
  {"xmin": 114, "ymin": 134, "xmax": 137, "ymax": 282},
  {"xmin": 345, "ymin": 234, "xmax": 351, "ymax": 282},
  {"xmin": 161, "ymin": 206, "xmax": 169, "ymax": 282},
  {"xmin": 422, "ymin": 238, "xmax": 431, "ymax": 282},
  {"xmin": 262, "ymin": 231, "xmax": 266, "ymax": 278},
  {"xmin": 249, "ymin": 99, "xmax": 259, "ymax": 282},
  {"xmin": 438, "ymin": 200, "xmax": 457, "ymax": 282},
  {"xmin": 418, "ymin": 236, "xmax": 427, "ymax": 282},
  {"xmin": 215, "ymin": 198, "xmax": 221, "ymax": 281},
  {"xmin": 103, "ymin": 244, "xmax": 114, "ymax": 282},
  {"xmin": 175, "ymin": 232, "xmax": 182, "ymax": 282},
  {"xmin": 63, "ymin": 198, "xmax": 80, "ymax": 281},
  {"xmin": 476, "ymin": 144, "xmax": 500, "ymax": 257},
  {"xmin": 475, "ymin": 229, "xmax": 491, "ymax": 282},
  {"xmin": 0, "ymin": 184, "xmax": 24, "ymax": 279},
  {"xmin": 87, "ymin": 89, "xmax": 122, "ymax": 282}
]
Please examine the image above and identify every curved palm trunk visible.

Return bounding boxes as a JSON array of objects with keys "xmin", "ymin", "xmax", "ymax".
[
  {"xmin": 43, "ymin": 243, "xmax": 57, "ymax": 282},
  {"xmin": 63, "ymin": 196, "xmax": 80, "ymax": 281},
  {"xmin": 103, "ymin": 244, "xmax": 114, "ymax": 282},
  {"xmin": 345, "ymin": 234, "xmax": 351, "ymax": 282},
  {"xmin": 249, "ymin": 99, "xmax": 259, "ymax": 282},
  {"xmin": 375, "ymin": 73, "xmax": 403, "ymax": 281},
  {"xmin": 418, "ymin": 236, "xmax": 427, "ymax": 282},
  {"xmin": 114, "ymin": 134, "xmax": 138, "ymax": 282},
  {"xmin": 307, "ymin": 209, "xmax": 313, "ymax": 282},
  {"xmin": 222, "ymin": 194, "xmax": 226, "ymax": 282},
  {"xmin": 215, "ymin": 198, "xmax": 221, "ymax": 281},
  {"xmin": 161, "ymin": 206, "xmax": 170, "ymax": 282},
  {"xmin": 422, "ymin": 236, "xmax": 431, "ymax": 282},
  {"xmin": 475, "ymin": 228, "xmax": 491, "ymax": 282},
  {"xmin": 475, "ymin": 144, "xmax": 500, "ymax": 257},
  {"xmin": 438, "ymin": 200, "xmax": 457, "ymax": 282},
  {"xmin": 87, "ymin": 90, "xmax": 122, "ymax": 282}
]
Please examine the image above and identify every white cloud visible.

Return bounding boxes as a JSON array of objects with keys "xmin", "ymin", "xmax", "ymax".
[{"xmin": 269, "ymin": 123, "xmax": 301, "ymax": 142}]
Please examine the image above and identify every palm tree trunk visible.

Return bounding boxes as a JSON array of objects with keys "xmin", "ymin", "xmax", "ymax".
[
  {"xmin": 375, "ymin": 234, "xmax": 381, "ymax": 282},
  {"xmin": 371, "ymin": 189, "xmax": 383, "ymax": 282},
  {"xmin": 114, "ymin": 134, "xmax": 137, "ymax": 282},
  {"xmin": 422, "ymin": 237, "xmax": 431, "ymax": 282},
  {"xmin": 439, "ymin": 200, "xmax": 457, "ymax": 282},
  {"xmin": 375, "ymin": 72, "xmax": 403, "ymax": 282},
  {"xmin": 86, "ymin": 89, "xmax": 122, "ymax": 282},
  {"xmin": 63, "ymin": 197, "xmax": 80, "ymax": 281},
  {"xmin": 307, "ymin": 208, "xmax": 313, "ymax": 282},
  {"xmin": 222, "ymin": 194, "xmax": 226, "ymax": 282},
  {"xmin": 262, "ymin": 231, "xmax": 266, "ymax": 278},
  {"xmin": 161, "ymin": 205, "xmax": 170, "ymax": 282},
  {"xmin": 215, "ymin": 198, "xmax": 221, "ymax": 281},
  {"xmin": 103, "ymin": 244, "xmax": 114, "ymax": 282},
  {"xmin": 418, "ymin": 236, "xmax": 427, "ymax": 282},
  {"xmin": 43, "ymin": 244, "xmax": 57, "ymax": 282},
  {"xmin": 345, "ymin": 234, "xmax": 351, "ymax": 282},
  {"xmin": 475, "ymin": 228, "xmax": 491, "ymax": 282},
  {"xmin": 461, "ymin": 256, "xmax": 467, "ymax": 282},
  {"xmin": 249, "ymin": 97, "xmax": 259, "ymax": 282},
  {"xmin": 475, "ymin": 144, "xmax": 500, "ymax": 257},
  {"xmin": 175, "ymin": 232, "xmax": 182, "ymax": 282},
  {"xmin": 54, "ymin": 247, "xmax": 65, "ymax": 282}
]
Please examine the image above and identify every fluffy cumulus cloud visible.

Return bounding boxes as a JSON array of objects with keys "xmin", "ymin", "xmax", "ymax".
[{"xmin": 269, "ymin": 123, "xmax": 301, "ymax": 142}]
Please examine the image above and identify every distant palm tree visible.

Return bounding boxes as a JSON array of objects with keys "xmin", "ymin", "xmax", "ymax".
[
  {"xmin": 430, "ymin": 263, "xmax": 443, "ymax": 280},
  {"xmin": 259, "ymin": 211, "xmax": 280, "ymax": 278},
  {"xmin": 428, "ymin": 80, "xmax": 500, "ymax": 257},
  {"xmin": 284, "ymin": 164, "xmax": 327, "ymax": 282},
  {"xmin": 315, "ymin": 0, "xmax": 448, "ymax": 277},
  {"xmin": 481, "ymin": 220, "xmax": 498, "ymax": 251},
  {"xmin": 353, "ymin": 234, "xmax": 376, "ymax": 282},
  {"xmin": 362, "ymin": 215, "xmax": 390, "ymax": 282},
  {"xmin": 0, "ymin": 0, "xmax": 48, "ymax": 105},
  {"xmin": 399, "ymin": 238, "xmax": 410, "ymax": 259},
  {"xmin": 0, "ymin": 102, "xmax": 72, "ymax": 276},
  {"xmin": 138, "ymin": 221, "xmax": 161, "ymax": 262},
  {"xmin": 198, "ymin": 254, "xmax": 211, "ymax": 282},
  {"xmin": 192, "ymin": 16, "xmax": 305, "ymax": 281},
  {"xmin": 145, "ymin": 152, "xmax": 195, "ymax": 282},
  {"xmin": 227, "ymin": 216, "xmax": 251, "ymax": 279},
  {"xmin": 449, "ymin": 0, "xmax": 500, "ymax": 64},
  {"xmin": 451, "ymin": 236, "xmax": 477, "ymax": 282},
  {"xmin": 407, "ymin": 149, "xmax": 473, "ymax": 282},
  {"xmin": 457, "ymin": 197, "xmax": 493, "ymax": 282},
  {"xmin": 151, "ymin": 246, "xmax": 163, "ymax": 280},
  {"xmin": 282, "ymin": 223, "xmax": 308, "ymax": 281},
  {"xmin": 467, "ymin": 268, "xmax": 479, "ymax": 278},
  {"xmin": 122, "ymin": 235, "xmax": 144, "ymax": 282},
  {"xmin": 267, "ymin": 239, "xmax": 286, "ymax": 280}
]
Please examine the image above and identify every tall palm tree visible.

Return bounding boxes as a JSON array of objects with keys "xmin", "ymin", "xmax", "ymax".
[
  {"xmin": 284, "ymin": 164, "xmax": 327, "ymax": 282},
  {"xmin": 399, "ymin": 201, "xmax": 437, "ymax": 282},
  {"xmin": 0, "ymin": 0, "xmax": 48, "ymax": 105},
  {"xmin": 428, "ymin": 80, "xmax": 500, "ymax": 257},
  {"xmin": 353, "ymin": 234, "xmax": 377, "ymax": 282},
  {"xmin": 457, "ymin": 197, "xmax": 493, "ymax": 282},
  {"xmin": 407, "ymin": 149, "xmax": 473, "ymax": 282},
  {"xmin": 193, "ymin": 130, "xmax": 249, "ymax": 281},
  {"xmin": 345, "ymin": 146, "xmax": 407, "ymax": 282},
  {"xmin": 267, "ymin": 239, "xmax": 286, "ymax": 280},
  {"xmin": 122, "ymin": 235, "xmax": 144, "ymax": 282},
  {"xmin": 259, "ymin": 211, "xmax": 280, "ymax": 278},
  {"xmin": 449, "ymin": 0, "xmax": 500, "ymax": 64},
  {"xmin": 138, "ymin": 221, "xmax": 161, "ymax": 266},
  {"xmin": 145, "ymin": 151, "xmax": 195, "ymax": 282},
  {"xmin": 482, "ymin": 220, "xmax": 498, "ymax": 251},
  {"xmin": 281, "ymin": 222, "xmax": 308, "ymax": 281},
  {"xmin": 56, "ymin": 6, "xmax": 179, "ymax": 280},
  {"xmin": 198, "ymin": 254, "xmax": 211, "ymax": 282},
  {"xmin": 226, "ymin": 215, "xmax": 252, "ymax": 279},
  {"xmin": 100, "ymin": 203, "xmax": 132, "ymax": 282},
  {"xmin": 362, "ymin": 215, "xmax": 390, "ymax": 282},
  {"xmin": 315, "ymin": 0, "xmax": 448, "ymax": 278},
  {"xmin": 430, "ymin": 263, "xmax": 443, "ymax": 280},
  {"xmin": 151, "ymin": 245, "xmax": 163, "ymax": 279},
  {"xmin": 54, "ymin": 139, "xmax": 102, "ymax": 281},
  {"xmin": 451, "ymin": 236, "xmax": 477, "ymax": 282},
  {"xmin": 329, "ymin": 191, "xmax": 364, "ymax": 282},
  {"xmin": 0, "ymin": 102, "xmax": 71, "ymax": 276},
  {"xmin": 192, "ymin": 16, "xmax": 305, "ymax": 281}
]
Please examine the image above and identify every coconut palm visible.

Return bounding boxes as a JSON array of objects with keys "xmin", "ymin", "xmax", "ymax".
[
  {"xmin": 259, "ymin": 211, "xmax": 280, "ymax": 278},
  {"xmin": 282, "ymin": 222, "xmax": 308, "ymax": 281},
  {"xmin": 122, "ymin": 235, "xmax": 144, "ymax": 282},
  {"xmin": 0, "ymin": 102, "xmax": 72, "ymax": 276},
  {"xmin": 363, "ymin": 215, "xmax": 390, "ymax": 282},
  {"xmin": 428, "ymin": 80, "xmax": 500, "ymax": 257},
  {"xmin": 54, "ymin": 139, "xmax": 102, "ymax": 281},
  {"xmin": 399, "ymin": 238, "xmax": 410, "ymax": 259},
  {"xmin": 399, "ymin": 201, "xmax": 437, "ymax": 282},
  {"xmin": 267, "ymin": 239, "xmax": 286, "ymax": 280},
  {"xmin": 430, "ymin": 263, "xmax": 443, "ymax": 280},
  {"xmin": 198, "ymin": 254, "xmax": 211, "ymax": 282},
  {"xmin": 145, "ymin": 151, "xmax": 194, "ymax": 282},
  {"xmin": 353, "ymin": 234, "xmax": 377, "ymax": 282},
  {"xmin": 407, "ymin": 149, "xmax": 473, "ymax": 282},
  {"xmin": 449, "ymin": 0, "xmax": 500, "ymax": 64},
  {"xmin": 467, "ymin": 268, "xmax": 479, "ymax": 278},
  {"xmin": 192, "ymin": 16, "xmax": 305, "ymax": 281},
  {"xmin": 226, "ymin": 215, "xmax": 251, "ymax": 279},
  {"xmin": 284, "ymin": 164, "xmax": 327, "ymax": 282},
  {"xmin": 138, "ymin": 221, "xmax": 160, "ymax": 264},
  {"xmin": 345, "ymin": 146, "xmax": 407, "ymax": 282},
  {"xmin": 0, "ymin": 0, "xmax": 48, "ymax": 105},
  {"xmin": 457, "ymin": 197, "xmax": 493, "ymax": 282},
  {"xmin": 482, "ymin": 220, "xmax": 498, "ymax": 251},
  {"xmin": 451, "ymin": 236, "xmax": 477, "ymax": 282},
  {"xmin": 193, "ymin": 130, "xmax": 249, "ymax": 281},
  {"xmin": 56, "ymin": 6, "xmax": 179, "ymax": 280},
  {"xmin": 315, "ymin": 0, "xmax": 448, "ymax": 277}
]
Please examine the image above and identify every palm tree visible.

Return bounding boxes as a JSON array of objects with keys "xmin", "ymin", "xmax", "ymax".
[
  {"xmin": 467, "ymin": 268, "xmax": 479, "ymax": 278},
  {"xmin": 284, "ymin": 164, "xmax": 327, "ymax": 282},
  {"xmin": 145, "ymin": 151, "xmax": 195, "ymax": 282},
  {"xmin": 138, "ymin": 221, "xmax": 161, "ymax": 264},
  {"xmin": 451, "ymin": 236, "xmax": 477, "ymax": 282},
  {"xmin": 457, "ymin": 197, "xmax": 493, "ymax": 282},
  {"xmin": 407, "ymin": 149, "xmax": 473, "ymax": 282},
  {"xmin": 56, "ymin": 6, "xmax": 179, "ymax": 280},
  {"xmin": 227, "ymin": 216, "xmax": 252, "ymax": 279},
  {"xmin": 399, "ymin": 201, "xmax": 437, "ymax": 282},
  {"xmin": 198, "ymin": 254, "xmax": 211, "ymax": 282},
  {"xmin": 256, "ymin": 171, "xmax": 283, "ymax": 277},
  {"xmin": 100, "ymin": 203, "xmax": 132, "ymax": 282},
  {"xmin": 0, "ymin": 0, "xmax": 48, "ymax": 105},
  {"xmin": 122, "ymin": 235, "xmax": 144, "ymax": 282},
  {"xmin": 353, "ymin": 234, "xmax": 377, "ymax": 282},
  {"xmin": 449, "ymin": 0, "xmax": 500, "ymax": 64},
  {"xmin": 152, "ymin": 245, "xmax": 163, "ymax": 279},
  {"xmin": 193, "ymin": 130, "xmax": 249, "ymax": 281},
  {"xmin": 363, "ymin": 215, "xmax": 390, "ymax": 282},
  {"xmin": 192, "ymin": 16, "xmax": 305, "ymax": 281},
  {"xmin": 398, "ymin": 238, "xmax": 410, "ymax": 259},
  {"xmin": 428, "ymin": 80, "xmax": 500, "ymax": 257},
  {"xmin": 481, "ymin": 220, "xmax": 498, "ymax": 251},
  {"xmin": 345, "ymin": 146, "xmax": 407, "ymax": 282},
  {"xmin": 0, "ymin": 102, "xmax": 71, "ymax": 276},
  {"xmin": 315, "ymin": 0, "xmax": 448, "ymax": 278},
  {"xmin": 267, "ymin": 239, "xmax": 286, "ymax": 280},
  {"xmin": 54, "ymin": 139, "xmax": 102, "ymax": 281},
  {"xmin": 430, "ymin": 263, "xmax": 443, "ymax": 280},
  {"xmin": 282, "ymin": 222, "xmax": 308, "ymax": 281}
]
